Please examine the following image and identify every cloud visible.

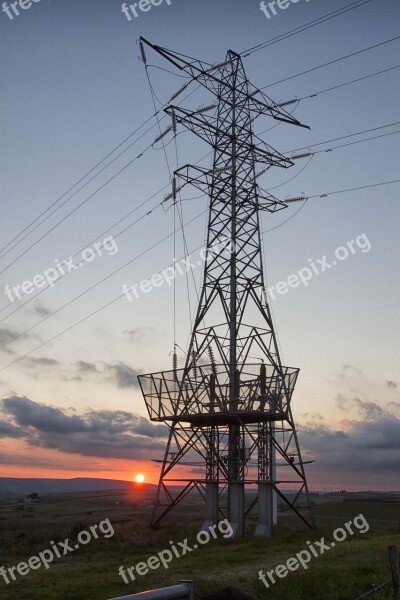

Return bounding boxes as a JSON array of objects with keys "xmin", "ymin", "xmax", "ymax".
[
  {"xmin": 76, "ymin": 361, "xmax": 99, "ymax": 374},
  {"xmin": 2, "ymin": 396, "xmax": 89, "ymax": 434},
  {"xmin": 107, "ymin": 362, "xmax": 140, "ymax": 389},
  {"xmin": 301, "ymin": 412, "xmax": 323, "ymax": 422},
  {"xmin": 0, "ymin": 328, "xmax": 40, "ymax": 353},
  {"xmin": 299, "ymin": 407, "xmax": 400, "ymax": 474},
  {"xmin": 0, "ymin": 396, "xmax": 168, "ymax": 460},
  {"xmin": 336, "ymin": 394, "xmax": 384, "ymax": 420},
  {"xmin": 0, "ymin": 328, "xmax": 18, "ymax": 346},
  {"xmin": 0, "ymin": 420, "xmax": 26, "ymax": 439},
  {"xmin": 0, "ymin": 452, "xmax": 103, "ymax": 470},
  {"xmin": 1, "ymin": 392, "xmax": 400, "ymax": 483},
  {"xmin": 123, "ymin": 328, "xmax": 154, "ymax": 343},
  {"xmin": 21, "ymin": 357, "xmax": 60, "ymax": 369},
  {"xmin": 31, "ymin": 301, "xmax": 52, "ymax": 317},
  {"xmin": 386, "ymin": 380, "xmax": 398, "ymax": 389},
  {"xmin": 339, "ymin": 364, "xmax": 362, "ymax": 378}
]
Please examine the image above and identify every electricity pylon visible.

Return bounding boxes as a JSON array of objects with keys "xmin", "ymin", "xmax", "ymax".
[{"xmin": 138, "ymin": 39, "xmax": 315, "ymax": 538}]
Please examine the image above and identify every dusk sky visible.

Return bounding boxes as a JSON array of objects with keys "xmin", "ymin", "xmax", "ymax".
[{"xmin": 0, "ymin": 0, "xmax": 399, "ymax": 490}]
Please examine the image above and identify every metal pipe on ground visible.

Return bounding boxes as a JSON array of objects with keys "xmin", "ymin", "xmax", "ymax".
[{"xmin": 109, "ymin": 581, "xmax": 194, "ymax": 600}]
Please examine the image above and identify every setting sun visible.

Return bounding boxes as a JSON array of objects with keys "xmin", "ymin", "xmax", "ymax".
[{"xmin": 135, "ymin": 473, "xmax": 145, "ymax": 483}]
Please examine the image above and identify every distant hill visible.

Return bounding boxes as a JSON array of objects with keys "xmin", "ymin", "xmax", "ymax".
[{"xmin": 0, "ymin": 477, "xmax": 155, "ymax": 497}]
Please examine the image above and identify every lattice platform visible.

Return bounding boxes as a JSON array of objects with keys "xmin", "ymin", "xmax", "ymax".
[{"xmin": 138, "ymin": 363, "xmax": 299, "ymax": 423}]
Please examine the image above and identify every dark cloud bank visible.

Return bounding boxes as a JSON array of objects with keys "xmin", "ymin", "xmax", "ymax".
[{"xmin": 0, "ymin": 396, "xmax": 168, "ymax": 460}]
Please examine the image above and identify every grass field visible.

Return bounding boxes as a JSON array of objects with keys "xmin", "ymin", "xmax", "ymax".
[{"xmin": 0, "ymin": 490, "xmax": 399, "ymax": 600}]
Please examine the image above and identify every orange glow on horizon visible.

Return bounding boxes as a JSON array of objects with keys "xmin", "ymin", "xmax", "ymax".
[{"xmin": 0, "ymin": 441, "xmax": 162, "ymax": 482}]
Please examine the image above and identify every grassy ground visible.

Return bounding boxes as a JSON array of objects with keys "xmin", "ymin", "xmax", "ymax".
[{"xmin": 0, "ymin": 493, "xmax": 399, "ymax": 600}]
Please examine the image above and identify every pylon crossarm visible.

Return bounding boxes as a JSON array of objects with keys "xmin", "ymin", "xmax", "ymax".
[
  {"xmin": 174, "ymin": 165, "xmax": 213, "ymax": 192},
  {"xmin": 169, "ymin": 109, "xmax": 292, "ymax": 169},
  {"xmin": 248, "ymin": 90, "xmax": 310, "ymax": 129},
  {"xmin": 140, "ymin": 36, "xmax": 311, "ymax": 136},
  {"xmin": 165, "ymin": 106, "xmax": 218, "ymax": 146}
]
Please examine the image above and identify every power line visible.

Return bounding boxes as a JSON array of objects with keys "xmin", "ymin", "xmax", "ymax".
[
  {"xmin": 0, "ymin": 80, "xmax": 201, "ymax": 263},
  {"xmin": 4, "ymin": 28, "xmax": 393, "ymax": 265},
  {"xmin": 0, "ymin": 198, "xmax": 164, "ymax": 324},
  {"xmin": 4, "ymin": 37, "xmax": 394, "ymax": 274},
  {"xmin": 7, "ymin": 119, "xmax": 391, "ymax": 328},
  {"xmin": 257, "ymin": 67, "xmax": 400, "ymax": 135},
  {"xmin": 242, "ymin": 0, "xmax": 374, "ymax": 56},
  {"xmin": 1, "ymin": 176, "xmax": 399, "ymax": 371},
  {"xmin": 0, "ymin": 208, "xmax": 162, "ymax": 351},
  {"xmin": 0, "ymin": 123, "xmax": 157, "ymax": 262},
  {"xmin": 266, "ymin": 63, "xmax": 400, "ymax": 113},
  {"xmin": 0, "ymin": 81, "xmax": 203, "ymax": 278},
  {"xmin": 4, "ymin": 23, "xmax": 394, "ymax": 273},
  {"xmin": 307, "ymin": 178, "xmax": 400, "ymax": 200},
  {"xmin": 293, "ymin": 129, "xmax": 400, "ymax": 158},
  {"xmin": 287, "ymin": 120, "xmax": 400, "ymax": 154},
  {"xmin": 0, "ymin": 112, "xmax": 160, "ymax": 259},
  {"xmin": 0, "ymin": 209, "xmax": 209, "ymax": 368},
  {"xmin": 0, "ymin": 208, "xmax": 208, "ymax": 353},
  {"xmin": 0, "ymin": 149, "xmax": 212, "ymax": 324},
  {"xmin": 296, "ymin": 64, "xmax": 400, "ymax": 102},
  {"xmin": 2, "ymin": 117, "xmax": 395, "ymax": 323},
  {"xmin": 0, "ymin": 141, "xmax": 155, "ymax": 277},
  {"xmin": 260, "ymin": 34, "xmax": 400, "ymax": 89},
  {"xmin": 3, "ymin": 45, "xmax": 397, "ymax": 310},
  {"xmin": 283, "ymin": 178, "xmax": 400, "ymax": 204}
]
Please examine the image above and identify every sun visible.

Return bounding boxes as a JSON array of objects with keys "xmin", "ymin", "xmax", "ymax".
[{"xmin": 135, "ymin": 473, "xmax": 145, "ymax": 484}]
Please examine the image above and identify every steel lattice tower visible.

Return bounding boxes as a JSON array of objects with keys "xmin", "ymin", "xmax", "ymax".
[{"xmin": 138, "ymin": 39, "xmax": 315, "ymax": 538}]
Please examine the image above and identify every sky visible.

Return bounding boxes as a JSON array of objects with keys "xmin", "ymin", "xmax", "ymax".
[{"xmin": 0, "ymin": 0, "xmax": 399, "ymax": 491}]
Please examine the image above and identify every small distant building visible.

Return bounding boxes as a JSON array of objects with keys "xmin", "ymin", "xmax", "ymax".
[{"xmin": 25, "ymin": 492, "xmax": 41, "ymax": 504}]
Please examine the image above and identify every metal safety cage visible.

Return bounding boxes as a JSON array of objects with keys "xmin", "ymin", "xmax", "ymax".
[{"xmin": 138, "ymin": 363, "xmax": 299, "ymax": 423}]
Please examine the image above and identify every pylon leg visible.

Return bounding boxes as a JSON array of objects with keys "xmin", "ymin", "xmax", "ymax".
[
  {"xmin": 255, "ymin": 483, "xmax": 273, "ymax": 538},
  {"xmin": 228, "ymin": 482, "xmax": 244, "ymax": 539},
  {"xmin": 202, "ymin": 482, "xmax": 219, "ymax": 530}
]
